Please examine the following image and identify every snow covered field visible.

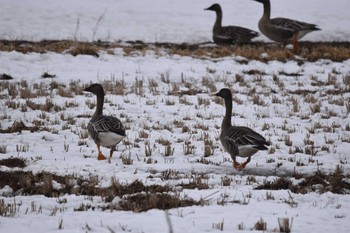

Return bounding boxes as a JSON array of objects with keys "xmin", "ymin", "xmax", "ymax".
[
  {"xmin": 1, "ymin": 0, "xmax": 350, "ymax": 43},
  {"xmin": 1, "ymin": 0, "xmax": 350, "ymax": 233}
]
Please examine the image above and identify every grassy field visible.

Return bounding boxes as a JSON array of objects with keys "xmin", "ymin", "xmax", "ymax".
[{"xmin": 1, "ymin": 40, "xmax": 350, "ymax": 62}]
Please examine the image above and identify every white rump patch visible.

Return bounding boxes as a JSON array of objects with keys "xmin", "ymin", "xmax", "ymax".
[
  {"xmin": 238, "ymin": 145, "xmax": 259, "ymax": 158},
  {"xmin": 98, "ymin": 132, "xmax": 125, "ymax": 147}
]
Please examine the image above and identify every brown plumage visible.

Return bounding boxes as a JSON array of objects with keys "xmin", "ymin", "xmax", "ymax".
[
  {"xmin": 214, "ymin": 88, "xmax": 269, "ymax": 170},
  {"xmin": 84, "ymin": 83, "xmax": 126, "ymax": 160},
  {"xmin": 205, "ymin": 3, "xmax": 259, "ymax": 45},
  {"xmin": 253, "ymin": 0, "xmax": 320, "ymax": 52}
]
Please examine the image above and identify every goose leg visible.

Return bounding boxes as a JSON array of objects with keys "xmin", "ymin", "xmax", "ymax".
[
  {"xmin": 97, "ymin": 144, "xmax": 107, "ymax": 160},
  {"xmin": 109, "ymin": 146, "xmax": 116, "ymax": 158},
  {"xmin": 292, "ymin": 32, "xmax": 300, "ymax": 53},
  {"xmin": 233, "ymin": 157, "xmax": 251, "ymax": 170},
  {"xmin": 233, "ymin": 160, "xmax": 240, "ymax": 169}
]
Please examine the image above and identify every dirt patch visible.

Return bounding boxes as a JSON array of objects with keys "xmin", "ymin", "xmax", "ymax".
[
  {"xmin": 0, "ymin": 74, "xmax": 13, "ymax": 80},
  {"xmin": 119, "ymin": 193, "xmax": 201, "ymax": 212},
  {"xmin": 0, "ymin": 157, "xmax": 26, "ymax": 168}
]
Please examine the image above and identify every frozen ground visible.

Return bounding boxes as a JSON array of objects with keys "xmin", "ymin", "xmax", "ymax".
[{"xmin": 1, "ymin": 0, "xmax": 350, "ymax": 233}]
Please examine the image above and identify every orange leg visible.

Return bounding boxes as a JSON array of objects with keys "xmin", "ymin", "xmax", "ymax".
[
  {"xmin": 292, "ymin": 31, "xmax": 300, "ymax": 53},
  {"xmin": 233, "ymin": 157, "xmax": 251, "ymax": 170},
  {"xmin": 109, "ymin": 149, "xmax": 114, "ymax": 159},
  {"xmin": 96, "ymin": 144, "xmax": 107, "ymax": 160}
]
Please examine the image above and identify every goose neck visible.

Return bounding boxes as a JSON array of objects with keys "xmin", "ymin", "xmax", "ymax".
[
  {"xmin": 93, "ymin": 93, "xmax": 104, "ymax": 117},
  {"xmin": 213, "ymin": 10, "xmax": 223, "ymax": 33},
  {"xmin": 222, "ymin": 97, "xmax": 233, "ymax": 128},
  {"xmin": 262, "ymin": 0, "xmax": 271, "ymax": 20}
]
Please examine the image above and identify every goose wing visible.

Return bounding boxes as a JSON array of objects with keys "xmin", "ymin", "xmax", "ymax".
[
  {"xmin": 221, "ymin": 126, "xmax": 269, "ymax": 155},
  {"xmin": 218, "ymin": 26, "xmax": 259, "ymax": 41},
  {"xmin": 88, "ymin": 115, "xmax": 126, "ymax": 138},
  {"xmin": 271, "ymin": 17, "xmax": 320, "ymax": 32}
]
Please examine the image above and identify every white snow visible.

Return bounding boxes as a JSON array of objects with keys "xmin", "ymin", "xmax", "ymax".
[
  {"xmin": 1, "ymin": 0, "xmax": 350, "ymax": 233},
  {"xmin": 0, "ymin": 0, "xmax": 349, "ymax": 42}
]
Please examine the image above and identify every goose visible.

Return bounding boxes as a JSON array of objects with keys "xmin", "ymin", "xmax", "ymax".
[
  {"xmin": 205, "ymin": 3, "xmax": 259, "ymax": 45},
  {"xmin": 253, "ymin": 0, "xmax": 320, "ymax": 52},
  {"xmin": 214, "ymin": 88, "xmax": 269, "ymax": 170},
  {"xmin": 84, "ymin": 83, "xmax": 126, "ymax": 160}
]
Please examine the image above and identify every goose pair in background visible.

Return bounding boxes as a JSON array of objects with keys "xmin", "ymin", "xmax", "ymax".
[
  {"xmin": 84, "ymin": 84, "xmax": 268, "ymax": 170},
  {"xmin": 206, "ymin": 0, "xmax": 320, "ymax": 52}
]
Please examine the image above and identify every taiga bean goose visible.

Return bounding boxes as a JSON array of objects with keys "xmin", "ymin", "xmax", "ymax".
[
  {"xmin": 253, "ymin": 0, "xmax": 320, "ymax": 52},
  {"xmin": 84, "ymin": 83, "xmax": 126, "ymax": 160},
  {"xmin": 205, "ymin": 3, "xmax": 259, "ymax": 44},
  {"xmin": 214, "ymin": 88, "xmax": 269, "ymax": 170}
]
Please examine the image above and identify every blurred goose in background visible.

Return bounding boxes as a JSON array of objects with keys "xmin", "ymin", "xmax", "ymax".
[
  {"xmin": 84, "ymin": 83, "xmax": 126, "ymax": 160},
  {"xmin": 214, "ymin": 88, "xmax": 269, "ymax": 170},
  {"xmin": 205, "ymin": 3, "xmax": 259, "ymax": 45},
  {"xmin": 253, "ymin": 0, "xmax": 320, "ymax": 52}
]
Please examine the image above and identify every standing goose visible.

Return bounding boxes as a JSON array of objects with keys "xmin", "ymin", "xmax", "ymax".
[
  {"xmin": 84, "ymin": 83, "xmax": 126, "ymax": 160},
  {"xmin": 214, "ymin": 88, "xmax": 269, "ymax": 170},
  {"xmin": 253, "ymin": 0, "xmax": 320, "ymax": 52},
  {"xmin": 205, "ymin": 3, "xmax": 259, "ymax": 45}
]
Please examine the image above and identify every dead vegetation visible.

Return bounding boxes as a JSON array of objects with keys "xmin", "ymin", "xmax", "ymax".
[
  {"xmin": 0, "ymin": 40, "xmax": 100, "ymax": 57},
  {"xmin": 0, "ymin": 120, "xmax": 39, "ymax": 133},
  {"xmin": 0, "ymin": 40, "xmax": 349, "ymax": 62},
  {"xmin": 255, "ymin": 166, "xmax": 350, "ymax": 194},
  {"xmin": 0, "ymin": 171, "xmax": 202, "ymax": 212}
]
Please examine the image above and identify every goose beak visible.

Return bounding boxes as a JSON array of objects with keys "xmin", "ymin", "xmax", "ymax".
[
  {"xmin": 83, "ymin": 87, "xmax": 92, "ymax": 95},
  {"xmin": 211, "ymin": 92, "xmax": 218, "ymax": 96}
]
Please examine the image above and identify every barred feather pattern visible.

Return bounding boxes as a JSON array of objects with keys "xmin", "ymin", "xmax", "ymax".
[
  {"xmin": 220, "ymin": 126, "xmax": 269, "ymax": 160},
  {"xmin": 87, "ymin": 115, "xmax": 126, "ymax": 145},
  {"xmin": 271, "ymin": 17, "xmax": 320, "ymax": 33},
  {"xmin": 270, "ymin": 17, "xmax": 320, "ymax": 40},
  {"xmin": 214, "ymin": 26, "xmax": 259, "ymax": 44}
]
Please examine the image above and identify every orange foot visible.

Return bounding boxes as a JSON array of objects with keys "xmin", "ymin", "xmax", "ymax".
[
  {"xmin": 233, "ymin": 157, "xmax": 251, "ymax": 170},
  {"xmin": 97, "ymin": 152, "xmax": 107, "ymax": 160}
]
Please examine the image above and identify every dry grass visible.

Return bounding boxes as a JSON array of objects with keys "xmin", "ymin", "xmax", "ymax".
[
  {"xmin": 0, "ymin": 40, "xmax": 101, "ymax": 57},
  {"xmin": 1, "ymin": 40, "xmax": 350, "ymax": 62},
  {"xmin": 0, "ymin": 198, "xmax": 19, "ymax": 217},
  {"xmin": 255, "ymin": 167, "xmax": 350, "ymax": 194},
  {"xmin": 0, "ymin": 171, "xmax": 204, "ymax": 211},
  {"xmin": 254, "ymin": 218, "xmax": 267, "ymax": 231},
  {"xmin": 0, "ymin": 120, "xmax": 39, "ymax": 133}
]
